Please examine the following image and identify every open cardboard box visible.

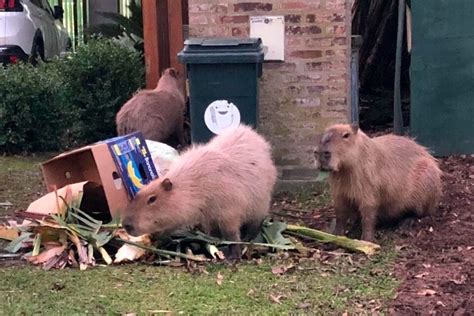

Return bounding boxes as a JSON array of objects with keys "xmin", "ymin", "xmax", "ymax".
[
  {"xmin": 39, "ymin": 132, "xmax": 158, "ymax": 218},
  {"xmin": 26, "ymin": 181, "xmax": 110, "ymax": 219}
]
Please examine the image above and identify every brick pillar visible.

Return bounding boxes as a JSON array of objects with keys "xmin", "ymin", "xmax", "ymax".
[{"xmin": 188, "ymin": 0, "xmax": 352, "ymax": 192}]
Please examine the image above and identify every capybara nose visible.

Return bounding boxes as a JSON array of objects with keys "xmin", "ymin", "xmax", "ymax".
[
  {"xmin": 123, "ymin": 222, "xmax": 135, "ymax": 234},
  {"xmin": 322, "ymin": 151, "xmax": 331, "ymax": 161}
]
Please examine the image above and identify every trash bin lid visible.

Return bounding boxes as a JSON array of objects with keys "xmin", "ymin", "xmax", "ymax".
[{"xmin": 178, "ymin": 37, "xmax": 264, "ymax": 64}]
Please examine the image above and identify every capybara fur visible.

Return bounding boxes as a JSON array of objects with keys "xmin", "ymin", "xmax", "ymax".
[
  {"xmin": 116, "ymin": 67, "xmax": 186, "ymax": 146},
  {"xmin": 121, "ymin": 124, "xmax": 278, "ymax": 258},
  {"xmin": 314, "ymin": 123, "xmax": 442, "ymax": 242}
]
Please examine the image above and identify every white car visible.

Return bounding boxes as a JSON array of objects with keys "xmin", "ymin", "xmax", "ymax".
[{"xmin": 0, "ymin": 0, "xmax": 70, "ymax": 65}]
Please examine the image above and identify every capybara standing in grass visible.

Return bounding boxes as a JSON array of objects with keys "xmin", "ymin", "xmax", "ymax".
[
  {"xmin": 314, "ymin": 123, "xmax": 442, "ymax": 242},
  {"xmin": 116, "ymin": 67, "xmax": 186, "ymax": 146},
  {"xmin": 121, "ymin": 124, "xmax": 278, "ymax": 258}
]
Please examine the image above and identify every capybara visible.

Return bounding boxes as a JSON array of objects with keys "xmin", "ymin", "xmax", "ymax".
[
  {"xmin": 314, "ymin": 123, "xmax": 442, "ymax": 242},
  {"xmin": 116, "ymin": 67, "xmax": 186, "ymax": 146},
  {"xmin": 121, "ymin": 124, "xmax": 278, "ymax": 258}
]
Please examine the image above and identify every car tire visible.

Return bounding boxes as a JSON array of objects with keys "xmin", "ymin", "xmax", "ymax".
[{"xmin": 30, "ymin": 37, "xmax": 45, "ymax": 65}]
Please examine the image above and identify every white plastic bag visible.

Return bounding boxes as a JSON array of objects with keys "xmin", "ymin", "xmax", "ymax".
[{"xmin": 145, "ymin": 140, "xmax": 179, "ymax": 177}]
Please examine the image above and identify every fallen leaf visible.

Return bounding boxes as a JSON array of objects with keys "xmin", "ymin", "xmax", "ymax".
[
  {"xmin": 26, "ymin": 246, "xmax": 66, "ymax": 265},
  {"xmin": 269, "ymin": 294, "xmax": 286, "ymax": 304},
  {"xmin": 417, "ymin": 289, "xmax": 436, "ymax": 296},
  {"xmin": 215, "ymin": 251, "xmax": 225, "ymax": 260},
  {"xmin": 271, "ymin": 265, "xmax": 286, "ymax": 275},
  {"xmin": 0, "ymin": 225, "xmax": 19, "ymax": 241},
  {"xmin": 297, "ymin": 302, "xmax": 311, "ymax": 309},
  {"xmin": 216, "ymin": 272, "xmax": 224, "ymax": 286},
  {"xmin": 247, "ymin": 289, "xmax": 255, "ymax": 297},
  {"xmin": 414, "ymin": 272, "xmax": 429, "ymax": 279},
  {"xmin": 422, "ymin": 263, "xmax": 432, "ymax": 269},
  {"xmin": 395, "ymin": 245, "xmax": 408, "ymax": 251},
  {"xmin": 342, "ymin": 312, "xmax": 349, "ymax": 316},
  {"xmin": 436, "ymin": 301, "xmax": 446, "ymax": 307},
  {"xmin": 451, "ymin": 275, "xmax": 467, "ymax": 285},
  {"xmin": 271, "ymin": 264, "xmax": 295, "ymax": 275}
]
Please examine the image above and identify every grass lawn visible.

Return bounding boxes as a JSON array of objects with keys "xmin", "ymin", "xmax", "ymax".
[{"xmin": 0, "ymin": 156, "xmax": 399, "ymax": 314}]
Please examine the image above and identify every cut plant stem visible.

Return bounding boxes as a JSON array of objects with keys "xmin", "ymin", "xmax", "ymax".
[
  {"xmin": 285, "ymin": 224, "xmax": 381, "ymax": 256},
  {"xmin": 117, "ymin": 239, "xmax": 209, "ymax": 262}
]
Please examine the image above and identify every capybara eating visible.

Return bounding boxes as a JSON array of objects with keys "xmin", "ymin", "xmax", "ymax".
[
  {"xmin": 121, "ymin": 124, "xmax": 278, "ymax": 258},
  {"xmin": 314, "ymin": 123, "xmax": 442, "ymax": 242},
  {"xmin": 116, "ymin": 67, "xmax": 186, "ymax": 146}
]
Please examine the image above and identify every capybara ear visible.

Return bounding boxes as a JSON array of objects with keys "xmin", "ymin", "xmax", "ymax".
[
  {"xmin": 161, "ymin": 178, "xmax": 173, "ymax": 191},
  {"xmin": 168, "ymin": 68, "xmax": 177, "ymax": 78},
  {"xmin": 351, "ymin": 122, "xmax": 359, "ymax": 134}
]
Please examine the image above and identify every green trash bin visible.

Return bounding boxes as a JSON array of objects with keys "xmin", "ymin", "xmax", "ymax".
[{"xmin": 178, "ymin": 37, "xmax": 264, "ymax": 143}]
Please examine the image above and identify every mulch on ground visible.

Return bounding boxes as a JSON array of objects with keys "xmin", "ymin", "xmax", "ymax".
[
  {"xmin": 283, "ymin": 155, "xmax": 473, "ymax": 315},
  {"xmin": 389, "ymin": 155, "xmax": 473, "ymax": 315}
]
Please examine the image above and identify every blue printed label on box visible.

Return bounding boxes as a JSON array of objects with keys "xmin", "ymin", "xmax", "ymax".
[{"xmin": 103, "ymin": 132, "xmax": 158, "ymax": 199}]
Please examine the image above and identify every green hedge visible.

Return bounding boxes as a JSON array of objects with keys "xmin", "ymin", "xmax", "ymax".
[{"xmin": 0, "ymin": 39, "xmax": 144, "ymax": 153}]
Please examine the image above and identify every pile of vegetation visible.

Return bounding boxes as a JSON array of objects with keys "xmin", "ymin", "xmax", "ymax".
[{"xmin": 0, "ymin": 39, "xmax": 144, "ymax": 153}]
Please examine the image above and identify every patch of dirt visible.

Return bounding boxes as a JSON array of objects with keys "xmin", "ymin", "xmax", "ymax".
[
  {"xmin": 273, "ymin": 155, "xmax": 473, "ymax": 314},
  {"xmin": 389, "ymin": 155, "xmax": 474, "ymax": 315}
]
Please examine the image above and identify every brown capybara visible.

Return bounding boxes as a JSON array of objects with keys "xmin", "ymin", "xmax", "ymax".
[
  {"xmin": 314, "ymin": 123, "xmax": 442, "ymax": 242},
  {"xmin": 116, "ymin": 67, "xmax": 186, "ymax": 146},
  {"xmin": 121, "ymin": 124, "xmax": 278, "ymax": 258}
]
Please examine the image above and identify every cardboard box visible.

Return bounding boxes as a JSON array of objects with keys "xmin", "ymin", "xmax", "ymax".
[
  {"xmin": 106, "ymin": 133, "xmax": 158, "ymax": 199},
  {"xmin": 41, "ymin": 132, "xmax": 158, "ymax": 218},
  {"xmin": 26, "ymin": 181, "xmax": 110, "ymax": 220}
]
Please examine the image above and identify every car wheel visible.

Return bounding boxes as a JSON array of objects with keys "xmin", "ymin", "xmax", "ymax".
[{"xmin": 30, "ymin": 38, "xmax": 45, "ymax": 65}]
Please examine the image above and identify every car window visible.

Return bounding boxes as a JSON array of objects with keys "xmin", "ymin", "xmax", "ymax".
[
  {"xmin": 40, "ymin": 0, "xmax": 54, "ymax": 16},
  {"xmin": 29, "ymin": 0, "xmax": 44, "ymax": 9}
]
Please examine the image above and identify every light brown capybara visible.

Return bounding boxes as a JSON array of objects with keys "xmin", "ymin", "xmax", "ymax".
[
  {"xmin": 314, "ymin": 123, "xmax": 442, "ymax": 242},
  {"xmin": 121, "ymin": 124, "xmax": 278, "ymax": 258},
  {"xmin": 116, "ymin": 67, "xmax": 186, "ymax": 146}
]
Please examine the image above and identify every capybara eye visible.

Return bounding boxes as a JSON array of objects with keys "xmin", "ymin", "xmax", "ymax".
[
  {"xmin": 342, "ymin": 133, "xmax": 350, "ymax": 139},
  {"xmin": 147, "ymin": 195, "xmax": 157, "ymax": 205}
]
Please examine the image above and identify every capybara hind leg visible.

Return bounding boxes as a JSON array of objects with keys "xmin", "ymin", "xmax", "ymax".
[
  {"xmin": 241, "ymin": 219, "xmax": 264, "ymax": 242},
  {"xmin": 175, "ymin": 116, "xmax": 187, "ymax": 147},
  {"xmin": 360, "ymin": 205, "xmax": 377, "ymax": 242}
]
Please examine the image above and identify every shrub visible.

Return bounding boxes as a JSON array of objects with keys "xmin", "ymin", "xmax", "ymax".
[
  {"xmin": 0, "ymin": 62, "xmax": 70, "ymax": 153},
  {"xmin": 61, "ymin": 38, "xmax": 144, "ymax": 144},
  {"xmin": 0, "ymin": 38, "xmax": 144, "ymax": 153}
]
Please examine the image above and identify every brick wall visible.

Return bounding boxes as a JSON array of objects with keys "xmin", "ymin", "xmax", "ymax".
[{"xmin": 188, "ymin": 0, "xmax": 352, "ymax": 188}]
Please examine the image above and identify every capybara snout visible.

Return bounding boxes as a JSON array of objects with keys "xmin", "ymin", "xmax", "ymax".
[{"xmin": 314, "ymin": 123, "xmax": 359, "ymax": 172}]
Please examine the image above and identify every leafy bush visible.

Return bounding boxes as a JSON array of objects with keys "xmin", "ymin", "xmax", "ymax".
[
  {"xmin": 0, "ymin": 62, "xmax": 70, "ymax": 153},
  {"xmin": 61, "ymin": 39, "xmax": 144, "ymax": 144},
  {"xmin": 0, "ymin": 39, "xmax": 144, "ymax": 153}
]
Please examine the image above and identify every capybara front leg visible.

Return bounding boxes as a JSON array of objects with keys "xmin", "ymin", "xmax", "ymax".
[
  {"xmin": 221, "ymin": 227, "xmax": 242, "ymax": 260},
  {"xmin": 333, "ymin": 200, "xmax": 352, "ymax": 236},
  {"xmin": 360, "ymin": 205, "xmax": 377, "ymax": 242},
  {"xmin": 222, "ymin": 231, "xmax": 242, "ymax": 260}
]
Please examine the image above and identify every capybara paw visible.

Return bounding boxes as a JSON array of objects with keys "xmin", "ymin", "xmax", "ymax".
[{"xmin": 361, "ymin": 232, "xmax": 375, "ymax": 243}]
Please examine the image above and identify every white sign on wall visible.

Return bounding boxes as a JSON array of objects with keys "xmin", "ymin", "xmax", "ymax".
[
  {"xmin": 250, "ymin": 16, "xmax": 285, "ymax": 61},
  {"xmin": 204, "ymin": 100, "xmax": 241, "ymax": 134}
]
